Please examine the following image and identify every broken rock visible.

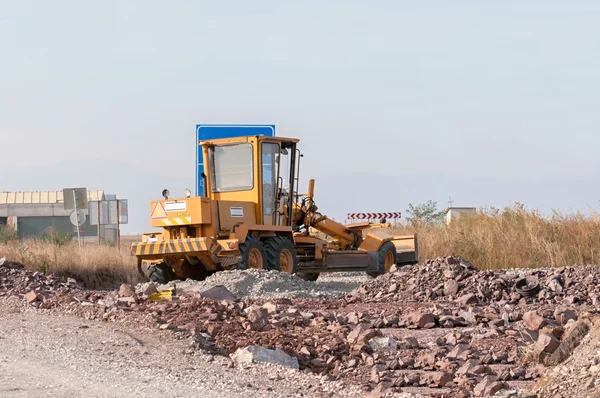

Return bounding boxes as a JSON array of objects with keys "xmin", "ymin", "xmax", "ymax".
[
  {"xmin": 117, "ymin": 296, "xmax": 136, "ymax": 305},
  {"xmin": 447, "ymin": 344, "xmax": 471, "ymax": 361},
  {"xmin": 485, "ymin": 381, "xmax": 509, "ymax": 396},
  {"xmin": 199, "ymin": 285, "xmax": 237, "ymax": 301},
  {"xmin": 473, "ymin": 376, "xmax": 502, "ymax": 397},
  {"xmin": 421, "ymin": 371, "xmax": 453, "ymax": 387},
  {"xmin": 554, "ymin": 308, "xmax": 577, "ymax": 325},
  {"xmin": 231, "ymin": 345, "xmax": 299, "ymax": 369},
  {"xmin": 520, "ymin": 328, "xmax": 539, "ymax": 343},
  {"xmin": 118, "ymin": 284, "xmax": 135, "ymax": 297},
  {"xmin": 456, "ymin": 359, "xmax": 480, "ymax": 376},
  {"xmin": 456, "ymin": 293, "xmax": 478, "ymax": 305},
  {"xmin": 143, "ymin": 283, "xmax": 158, "ymax": 296},
  {"xmin": 368, "ymin": 336, "xmax": 397, "ymax": 352},
  {"xmin": 548, "ymin": 278, "xmax": 563, "ymax": 293},
  {"xmin": 537, "ymin": 333, "xmax": 560, "ymax": 354},
  {"xmin": 444, "ymin": 280, "xmax": 459, "ymax": 296},
  {"xmin": 408, "ymin": 312, "xmax": 436, "ymax": 328},
  {"xmin": 347, "ymin": 323, "xmax": 379, "ymax": 344},
  {"xmin": 401, "ymin": 336, "xmax": 419, "ymax": 348},
  {"xmin": 523, "ymin": 311, "xmax": 548, "ymax": 331},
  {"xmin": 24, "ymin": 290, "xmax": 40, "ymax": 304},
  {"xmin": 246, "ymin": 306, "xmax": 268, "ymax": 325}
]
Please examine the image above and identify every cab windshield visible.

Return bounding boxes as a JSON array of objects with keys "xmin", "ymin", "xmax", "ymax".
[{"xmin": 209, "ymin": 143, "xmax": 254, "ymax": 192}]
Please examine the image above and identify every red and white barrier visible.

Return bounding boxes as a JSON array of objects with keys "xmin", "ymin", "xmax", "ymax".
[{"xmin": 347, "ymin": 212, "xmax": 401, "ymax": 220}]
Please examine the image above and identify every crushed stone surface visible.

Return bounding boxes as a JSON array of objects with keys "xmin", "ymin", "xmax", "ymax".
[
  {"xmin": 531, "ymin": 318, "xmax": 600, "ymax": 398},
  {"xmin": 148, "ymin": 269, "xmax": 370, "ymax": 300},
  {"xmin": 0, "ymin": 297, "xmax": 366, "ymax": 398},
  {"xmin": 4, "ymin": 253, "xmax": 600, "ymax": 397}
]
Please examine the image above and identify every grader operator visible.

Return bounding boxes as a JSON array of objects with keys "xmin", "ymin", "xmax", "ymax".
[{"xmin": 131, "ymin": 135, "xmax": 418, "ymax": 284}]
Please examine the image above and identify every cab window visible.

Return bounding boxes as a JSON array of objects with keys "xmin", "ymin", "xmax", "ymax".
[{"xmin": 209, "ymin": 143, "xmax": 254, "ymax": 192}]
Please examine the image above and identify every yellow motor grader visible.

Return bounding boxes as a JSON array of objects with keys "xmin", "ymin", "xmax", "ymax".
[{"xmin": 131, "ymin": 135, "xmax": 418, "ymax": 283}]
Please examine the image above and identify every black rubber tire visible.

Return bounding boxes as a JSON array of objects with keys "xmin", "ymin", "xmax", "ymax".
[
  {"xmin": 235, "ymin": 236, "xmax": 266, "ymax": 270},
  {"xmin": 147, "ymin": 262, "xmax": 176, "ymax": 284},
  {"xmin": 366, "ymin": 241, "xmax": 397, "ymax": 278},
  {"xmin": 264, "ymin": 236, "xmax": 298, "ymax": 273},
  {"xmin": 229, "ymin": 262, "xmax": 249, "ymax": 271},
  {"xmin": 297, "ymin": 272, "xmax": 319, "ymax": 282}
]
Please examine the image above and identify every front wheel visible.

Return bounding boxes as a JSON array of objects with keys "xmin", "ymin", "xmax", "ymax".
[
  {"xmin": 148, "ymin": 262, "xmax": 176, "ymax": 284},
  {"xmin": 236, "ymin": 236, "xmax": 266, "ymax": 270},
  {"xmin": 264, "ymin": 236, "xmax": 298, "ymax": 274},
  {"xmin": 366, "ymin": 241, "xmax": 396, "ymax": 278}
]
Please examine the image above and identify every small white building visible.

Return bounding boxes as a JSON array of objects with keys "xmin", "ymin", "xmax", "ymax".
[{"xmin": 445, "ymin": 206, "xmax": 477, "ymax": 225}]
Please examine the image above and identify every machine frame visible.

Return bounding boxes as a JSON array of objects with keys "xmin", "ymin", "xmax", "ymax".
[{"xmin": 131, "ymin": 135, "xmax": 418, "ymax": 283}]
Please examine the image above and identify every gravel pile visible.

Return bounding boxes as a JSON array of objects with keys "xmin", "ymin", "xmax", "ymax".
[
  {"xmin": 349, "ymin": 255, "xmax": 600, "ymax": 307},
  {"xmin": 150, "ymin": 269, "xmax": 363, "ymax": 300}
]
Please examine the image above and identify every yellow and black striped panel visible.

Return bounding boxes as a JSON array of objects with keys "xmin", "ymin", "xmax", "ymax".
[{"xmin": 132, "ymin": 238, "xmax": 209, "ymax": 256}]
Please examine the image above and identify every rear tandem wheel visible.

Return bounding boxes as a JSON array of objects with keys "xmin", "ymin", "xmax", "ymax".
[
  {"xmin": 264, "ymin": 236, "xmax": 317, "ymax": 281},
  {"xmin": 264, "ymin": 236, "xmax": 298, "ymax": 274}
]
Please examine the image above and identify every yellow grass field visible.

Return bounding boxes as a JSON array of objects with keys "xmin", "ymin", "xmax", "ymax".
[
  {"xmin": 0, "ymin": 239, "xmax": 141, "ymax": 289},
  {"xmin": 387, "ymin": 203, "xmax": 600, "ymax": 270},
  {"xmin": 1, "ymin": 204, "xmax": 599, "ymax": 288}
]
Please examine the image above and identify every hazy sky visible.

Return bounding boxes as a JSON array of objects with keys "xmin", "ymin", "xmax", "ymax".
[{"xmin": 2, "ymin": 1, "xmax": 600, "ymax": 233}]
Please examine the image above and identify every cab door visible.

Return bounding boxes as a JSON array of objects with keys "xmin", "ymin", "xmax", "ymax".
[
  {"xmin": 261, "ymin": 140, "xmax": 296, "ymax": 226},
  {"xmin": 261, "ymin": 141, "xmax": 280, "ymax": 225}
]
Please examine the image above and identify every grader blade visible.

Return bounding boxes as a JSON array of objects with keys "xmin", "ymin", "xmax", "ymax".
[{"xmin": 390, "ymin": 234, "xmax": 419, "ymax": 265}]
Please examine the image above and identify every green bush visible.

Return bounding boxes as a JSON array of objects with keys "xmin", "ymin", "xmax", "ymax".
[
  {"xmin": 0, "ymin": 224, "xmax": 18, "ymax": 243},
  {"xmin": 40, "ymin": 227, "xmax": 73, "ymax": 247}
]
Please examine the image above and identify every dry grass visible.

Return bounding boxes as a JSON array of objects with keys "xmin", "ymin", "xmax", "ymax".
[
  {"xmin": 0, "ymin": 240, "xmax": 141, "ymax": 289},
  {"xmin": 388, "ymin": 203, "xmax": 600, "ymax": 270},
  {"xmin": 2, "ymin": 204, "xmax": 599, "ymax": 288}
]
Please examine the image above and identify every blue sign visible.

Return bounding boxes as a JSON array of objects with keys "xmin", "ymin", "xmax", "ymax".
[{"xmin": 195, "ymin": 124, "xmax": 275, "ymax": 196}]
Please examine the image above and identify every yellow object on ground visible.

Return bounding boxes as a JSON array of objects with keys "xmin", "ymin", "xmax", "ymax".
[{"xmin": 147, "ymin": 286, "xmax": 176, "ymax": 301}]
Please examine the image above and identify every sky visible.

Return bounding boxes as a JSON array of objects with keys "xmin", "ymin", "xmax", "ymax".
[{"xmin": 1, "ymin": 1, "xmax": 600, "ymax": 234}]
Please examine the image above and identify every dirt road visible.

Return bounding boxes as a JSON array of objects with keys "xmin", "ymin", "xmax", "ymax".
[
  {"xmin": 0, "ymin": 298, "xmax": 359, "ymax": 398},
  {"xmin": 3, "ymin": 255, "xmax": 598, "ymax": 397}
]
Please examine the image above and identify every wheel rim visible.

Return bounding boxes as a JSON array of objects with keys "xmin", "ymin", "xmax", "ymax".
[
  {"xmin": 279, "ymin": 248, "xmax": 294, "ymax": 273},
  {"xmin": 384, "ymin": 251, "xmax": 395, "ymax": 273},
  {"xmin": 248, "ymin": 248, "xmax": 264, "ymax": 269}
]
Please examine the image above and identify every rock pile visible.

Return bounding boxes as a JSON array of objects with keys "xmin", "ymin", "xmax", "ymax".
[
  {"xmin": 516, "ymin": 309, "xmax": 591, "ymax": 368},
  {"xmin": 65, "ymin": 283, "xmax": 551, "ymax": 397},
  {"xmin": 3, "ymin": 252, "xmax": 599, "ymax": 397},
  {"xmin": 349, "ymin": 255, "xmax": 600, "ymax": 307},
  {"xmin": 0, "ymin": 257, "xmax": 82, "ymax": 307},
  {"xmin": 530, "ymin": 318, "xmax": 599, "ymax": 398}
]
